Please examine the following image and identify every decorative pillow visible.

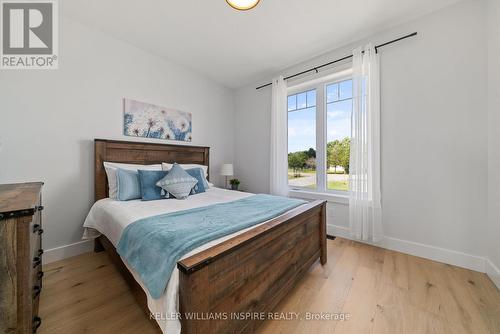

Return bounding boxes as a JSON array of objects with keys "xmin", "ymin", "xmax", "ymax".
[
  {"xmin": 185, "ymin": 168, "xmax": 207, "ymax": 194},
  {"xmin": 162, "ymin": 163, "xmax": 210, "ymax": 187},
  {"xmin": 156, "ymin": 164, "xmax": 198, "ymax": 199},
  {"xmin": 116, "ymin": 169, "xmax": 141, "ymax": 201},
  {"xmin": 138, "ymin": 170, "xmax": 168, "ymax": 201},
  {"xmin": 104, "ymin": 162, "xmax": 162, "ymax": 199},
  {"xmin": 162, "ymin": 163, "xmax": 208, "ymax": 177}
]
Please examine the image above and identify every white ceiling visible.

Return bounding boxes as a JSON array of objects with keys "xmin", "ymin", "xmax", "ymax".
[{"xmin": 63, "ymin": 0, "xmax": 462, "ymax": 88}]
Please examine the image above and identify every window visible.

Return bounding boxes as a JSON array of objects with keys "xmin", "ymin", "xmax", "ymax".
[
  {"xmin": 288, "ymin": 89, "xmax": 317, "ymax": 189},
  {"xmin": 287, "ymin": 72, "xmax": 353, "ymax": 193},
  {"xmin": 326, "ymin": 79, "xmax": 352, "ymax": 191}
]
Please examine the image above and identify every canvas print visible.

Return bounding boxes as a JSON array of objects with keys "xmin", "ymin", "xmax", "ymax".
[{"xmin": 123, "ymin": 98, "xmax": 192, "ymax": 142}]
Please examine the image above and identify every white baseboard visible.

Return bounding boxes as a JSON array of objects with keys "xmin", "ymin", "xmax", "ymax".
[
  {"xmin": 486, "ymin": 259, "xmax": 500, "ymax": 290},
  {"xmin": 43, "ymin": 239, "xmax": 94, "ymax": 264},
  {"xmin": 328, "ymin": 224, "xmax": 486, "ymax": 273}
]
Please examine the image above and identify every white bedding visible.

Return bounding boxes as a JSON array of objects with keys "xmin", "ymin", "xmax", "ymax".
[{"xmin": 83, "ymin": 188, "xmax": 280, "ymax": 334}]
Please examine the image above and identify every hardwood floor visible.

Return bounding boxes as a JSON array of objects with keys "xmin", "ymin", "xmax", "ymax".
[{"xmin": 39, "ymin": 238, "xmax": 500, "ymax": 334}]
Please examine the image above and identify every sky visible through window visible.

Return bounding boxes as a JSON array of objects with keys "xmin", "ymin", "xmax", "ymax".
[
  {"xmin": 327, "ymin": 79, "xmax": 352, "ymax": 146},
  {"xmin": 288, "ymin": 89, "xmax": 316, "ymax": 153},
  {"xmin": 288, "ymin": 80, "xmax": 352, "ymax": 153}
]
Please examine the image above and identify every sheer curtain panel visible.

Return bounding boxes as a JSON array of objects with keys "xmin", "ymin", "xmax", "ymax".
[
  {"xmin": 349, "ymin": 44, "xmax": 383, "ymax": 242},
  {"xmin": 270, "ymin": 76, "xmax": 289, "ymax": 196}
]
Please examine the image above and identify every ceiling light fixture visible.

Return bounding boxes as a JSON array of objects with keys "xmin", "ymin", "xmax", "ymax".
[{"xmin": 226, "ymin": 0, "xmax": 260, "ymax": 11}]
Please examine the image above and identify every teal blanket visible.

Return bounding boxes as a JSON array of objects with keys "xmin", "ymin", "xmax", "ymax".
[{"xmin": 116, "ymin": 194, "xmax": 306, "ymax": 299}]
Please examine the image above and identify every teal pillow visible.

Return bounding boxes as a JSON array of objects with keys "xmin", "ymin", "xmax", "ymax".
[
  {"xmin": 156, "ymin": 164, "xmax": 197, "ymax": 199},
  {"xmin": 116, "ymin": 169, "xmax": 141, "ymax": 201},
  {"xmin": 138, "ymin": 170, "xmax": 168, "ymax": 201},
  {"xmin": 185, "ymin": 168, "xmax": 207, "ymax": 194}
]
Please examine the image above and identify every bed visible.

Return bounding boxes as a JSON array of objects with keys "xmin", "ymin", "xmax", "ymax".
[{"xmin": 87, "ymin": 139, "xmax": 327, "ymax": 334}]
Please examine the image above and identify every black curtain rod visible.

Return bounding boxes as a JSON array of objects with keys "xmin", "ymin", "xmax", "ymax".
[{"xmin": 255, "ymin": 32, "xmax": 417, "ymax": 90}]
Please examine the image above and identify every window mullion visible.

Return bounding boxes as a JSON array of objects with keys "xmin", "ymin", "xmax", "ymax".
[{"xmin": 316, "ymin": 84, "xmax": 326, "ymax": 192}]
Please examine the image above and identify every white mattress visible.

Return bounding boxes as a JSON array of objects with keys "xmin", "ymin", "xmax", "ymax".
[{"xmin": 82, "ymin": 188, "xmax": 276, "ymax": 334}]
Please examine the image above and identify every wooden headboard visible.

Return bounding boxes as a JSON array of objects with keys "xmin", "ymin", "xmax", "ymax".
[{"xmin": 94, "ymin": 139, "xmax": 210, "ymax": 201}]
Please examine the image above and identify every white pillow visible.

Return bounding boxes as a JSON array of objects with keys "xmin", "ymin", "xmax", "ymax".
[
  {"xmin": 103, "ymin": 162, "xmax": 162, "ymax": 199},
  {"xmin": 161, "ymin": 163, "xmax": 211, "ymax": 188}
]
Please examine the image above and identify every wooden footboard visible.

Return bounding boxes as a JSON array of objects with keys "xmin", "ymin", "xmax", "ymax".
[{"xmin": 177, "ymin": 200, "xmax": 327, "ymax": 334}]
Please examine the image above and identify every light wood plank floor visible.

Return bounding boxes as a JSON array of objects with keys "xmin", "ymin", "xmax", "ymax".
[{"xmin": 39, "ymin": 238, "xmax": 500, "ymax": 334}]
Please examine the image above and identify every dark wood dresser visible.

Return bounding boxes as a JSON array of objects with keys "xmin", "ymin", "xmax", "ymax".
[{"xmin": 0, "ymin": 182, "xmax": 44, "ymax": 334}]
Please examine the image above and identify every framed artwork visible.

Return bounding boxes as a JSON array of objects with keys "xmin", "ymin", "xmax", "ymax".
[{"xmin": 123, "ymin": 98, "xmax": 192, "ymax": 142}]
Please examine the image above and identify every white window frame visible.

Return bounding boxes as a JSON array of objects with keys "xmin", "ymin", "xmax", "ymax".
[{"xmin": 287, "ymin": 68, "xmax": 353, "ymax": 204}]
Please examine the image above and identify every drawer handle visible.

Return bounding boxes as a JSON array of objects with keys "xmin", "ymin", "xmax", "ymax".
[
  {"xmin": 33, "ymin": 285, "xmax": 41, "ymax": 299},
  {"xmin": 38, "ymin": 249, "xmax": 44, "ymax": 256},
  {"xmin": 33, "ymin": 224, "xmax": 41, "ymax": 233},
  {"xmin": 33, "ymin": 257, "xmax": 42, "ymax": 268},
  {"xmin": 33, "ymin": 316, "xmax": 42, "ymax": 333},
  {"xmin": 37, "ymin": 271, "xmax": 44, "ymax": 279}
]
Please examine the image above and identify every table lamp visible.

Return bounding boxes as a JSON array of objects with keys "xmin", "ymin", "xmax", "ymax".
[{"xmin": 220, "ymin": 164, "xmax": 234, "ymax": 189}]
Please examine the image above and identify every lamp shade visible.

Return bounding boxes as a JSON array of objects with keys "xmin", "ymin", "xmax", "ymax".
[{"xmin": 220, "ymin": 164, "xmax": 234, "ymax": 176}]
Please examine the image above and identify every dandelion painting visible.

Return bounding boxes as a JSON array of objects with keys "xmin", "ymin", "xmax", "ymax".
[{"xmin": 123, "ymin": 99, "xmax": 192, "ymax": 142}]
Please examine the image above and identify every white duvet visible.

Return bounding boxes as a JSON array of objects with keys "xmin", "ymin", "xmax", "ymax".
[{"xmin": 83, "ymin": 188, "xmax": 273, "ymax": 334}]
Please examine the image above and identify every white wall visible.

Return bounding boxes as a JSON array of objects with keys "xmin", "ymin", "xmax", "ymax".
[
  {"xmin": 234, "ymin": 0, "xmax": 490, "ymax": 271},
  {"xmin": 0, "ymin": 17, "xmax": 235, "ymax": 256},
  {"xmin": 487, "ymin": 0, "xmax": 500, "ymax": 287}
]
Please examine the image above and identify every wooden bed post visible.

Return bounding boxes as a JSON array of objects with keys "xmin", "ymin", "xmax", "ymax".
[
  {"xmin": 178, "ymin": 266, "xmax": 211, "ymax": 334},
  {"xmin": 94, "ymin": 236, "xmax": 105, "ymax": 252},
  {"xmin": 94, "ymin": 140, "xmax": 107, "ymax": 201},
  {"xmin": 320, "ymin": 202, "xmax": 327, "ymax": 265}
]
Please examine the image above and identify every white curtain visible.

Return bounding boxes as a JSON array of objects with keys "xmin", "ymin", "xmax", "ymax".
[
  {"xmin": 349, "ymin": 44, "xmax": 383, "ymax": 242},
  {"xmin": 270, "ymin": 76, "xmax": 289, "ymax": 196}
]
